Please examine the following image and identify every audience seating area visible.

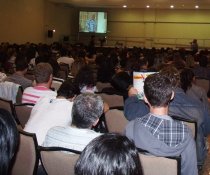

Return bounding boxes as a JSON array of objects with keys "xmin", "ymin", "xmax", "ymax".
[{"xmin": 1, "ymin": 43, "xmax": 210, "ymax": 175}]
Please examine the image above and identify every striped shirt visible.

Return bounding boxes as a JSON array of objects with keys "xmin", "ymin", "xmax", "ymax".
[
  {"xmin": 43, "ymin": 126, "xmax": 102, "ymax": 151},
  {"xmin": 22, "ymin": 85, "xmax": 57, "ymax": 104}
]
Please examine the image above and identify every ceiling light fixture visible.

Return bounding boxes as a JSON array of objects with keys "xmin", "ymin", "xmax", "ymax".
[
  {"xmin": 123, "ymin": 5, "xmax": 127, "ymax": 8},
  {"xmin": 195, "ymin": 5, "xmax": 199, "ymax": 9},
  {"xmin": 170, "ymin": 5, "xmax": 174, "ymax": 8},
  {"xmin": 146, "ymin": 5, "xmax": 150, "ymax": 8}
]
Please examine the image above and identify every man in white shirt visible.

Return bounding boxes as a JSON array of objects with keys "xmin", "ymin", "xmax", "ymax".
[
  {"xmin": 43, "ymin": 93, "xmax": 104, "ymax": 151},
  {"xmin": 24, "ymin": 80, "xmax": 79, "ymax": 145}
]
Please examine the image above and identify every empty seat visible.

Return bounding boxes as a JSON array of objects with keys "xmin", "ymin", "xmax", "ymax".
[
  {"xmin": 39, "ymin": 146, "xmax": 81, "ymax": 175},
  {"xmin": 11, "ymin": 130, "xmax": 39, "ymax": 175}
]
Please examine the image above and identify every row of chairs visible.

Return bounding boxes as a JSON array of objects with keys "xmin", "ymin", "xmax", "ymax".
[
  {"xmin": 11, "ymin": 129, "xmax": 181, "ymax": 175},
  {"xmin": 104, "ymin": 108, "xmax": 197, "ymax": 139},
  {"xmin": 0, "ymin": 97, "xmax": 34, "ymax": 127},
  {"xmin": 11, "ymin": 129, "xmax": 81, "ymax": 175}
]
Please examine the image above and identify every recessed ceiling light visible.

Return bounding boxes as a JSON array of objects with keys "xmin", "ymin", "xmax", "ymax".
[
  {"xmin": 170, "ymin": 5, "xmax": 174, "ymax": 8},
  {"xmin": 123, "ymin": 5, "xmax": 127, "ymax": 8},
  {"xmin": 195, "ymin": 5, "xmax": 199, "ymax": 9},
  {"xmin": 146, "ymin": 5, "xmax": 150, "ymax": 8}
]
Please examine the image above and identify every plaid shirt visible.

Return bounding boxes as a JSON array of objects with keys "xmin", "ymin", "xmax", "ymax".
[{"xmin": 137, "ymin": 113, "xmax": 188, "ymax": 147}]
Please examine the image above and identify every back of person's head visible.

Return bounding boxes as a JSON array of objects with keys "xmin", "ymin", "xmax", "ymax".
[
  {"xmin": 15, "ymin": 55, "xmax": 29, "ymax": 71},
  {"xmin": 34, "ymin": 62, "xmax": 53, "ymax": 84},
  {"xmin": 0, "ymin": 108, "xmax": 19, "ymax": 175},
  {"xmin": 111, "ymin": 71, "xmax": 132, "ymax": 92},
  {"xmin": 57, "ymin": 80, "xmax": 80, "ymax": 99},
  {"xmin": 75, "ymin": 133, "xmax": 143, "ymax": 175},
  {"xmin": 199, "ymin": 55, "xmax": 208, "ymax": 67},
  {"xmin": 60, "ymin": 48, "xmax": 68, "ymax": 57},
  {"xmin": 160, "ymin": 66, "xmax": 180, "ymax": 88},
  {"xmin": 74, "ymin": 65, "xmax": 96, "ymax": 90},
  {"xmin": 180, "ymin": 68, "xmax": 194, "ymax": 93},
  {"xmin": 144, "ymin": 73, "xmax": 173, "ymax": 107},
  {"xmin": 72, "ymin": 93, "xmax": 103, "ymax": 128}
]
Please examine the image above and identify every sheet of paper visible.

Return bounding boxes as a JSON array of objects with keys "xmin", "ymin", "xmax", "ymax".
[{"xmin": 133, "ymin": 72, "xmax": 156, "ymax": 99}]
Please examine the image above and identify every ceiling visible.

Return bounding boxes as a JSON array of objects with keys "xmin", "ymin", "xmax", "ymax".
[{"xmin": 48, "ymin": 0, "xmax": 210, "ymax": 9}]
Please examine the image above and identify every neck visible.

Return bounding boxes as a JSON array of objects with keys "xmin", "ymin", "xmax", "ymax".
[
  {"xmin": 36, "ymin": 83, "xmax": 49, "ymax": 89},
  {"xmin": 15, "ymin": 71, "xmax": 25, "ymax": 76},
  {"xmin": 150, "ymin": 106, "xmax": 168, "ymax": 116}
]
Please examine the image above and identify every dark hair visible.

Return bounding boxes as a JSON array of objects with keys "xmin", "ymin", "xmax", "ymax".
[
  {"xmin": 144, "ymin": 73, "xmax": 173, "ymax": 107},
  {"xmin": 74, "ymin": 65, "xmax": 96, "ymax": 90},
  {"xmin": 15, "ymin": 55, "xmax": 28, "ymax": 71},
  {"xmin": 72, "ymin": 93, "xmax": 103, "ymax": 128},
  {"xmin": 34, "ymin": 63, "xmax": 53, "ymax": 83},
  {"xmin": 180, "ymin": 68, "xmax": 194, "ymax": 93},
  {"xmin": 160, "ymin": 66, "xmax": 180, "ymax": 88},
  {"xmin": 199, "ymin": 55, "xmax": 208, "ymax": 67},
  {"xmin": 0, "ymin": 108, "xmax": 19, "ymax": 175},
  {"xmin": 111, "ymin": 71, "xmax": 132, "ymax": 92},
  {"xmin": 75, "ymin": 133, "xmax": 143, "ymax": 175},
  {"xmin": 57, "ymin": 80, "xmax": 80, "ymax": 98}
]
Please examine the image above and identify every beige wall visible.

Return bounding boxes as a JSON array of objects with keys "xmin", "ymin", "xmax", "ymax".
[
  {"xmin": 0, "ymin": 1, "xmax": 210, "ymax": 48},
  {"xmin": 0, "ymin": 0, "xmax": 45, "ymax": 43},
  {"xmin": 105, "ymin": 8, "xmax": 210, "ymax": 48},
  {"xmin": 0, "ymin": 0, "xmax": 76, "ymax": 44}
]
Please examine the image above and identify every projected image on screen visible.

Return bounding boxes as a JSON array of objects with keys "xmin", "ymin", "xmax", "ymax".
[{"xmin": 79, "ymin": 11, "xmax": 107, "ymax": 33}]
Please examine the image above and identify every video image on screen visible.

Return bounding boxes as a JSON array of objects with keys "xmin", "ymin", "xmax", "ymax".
[{"xmin": 79, "ymin": 11, "xmax": 107, "ymax": 33}]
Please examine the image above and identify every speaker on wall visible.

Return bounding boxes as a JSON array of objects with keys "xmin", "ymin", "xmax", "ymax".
[{"xmin": 48, "ymin": 30, "xmax": 53, "ymax": 38}]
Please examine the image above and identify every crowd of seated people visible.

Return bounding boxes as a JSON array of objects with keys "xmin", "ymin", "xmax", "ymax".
[
  {"xmin": 24, "ymin": 79, "xmax": 79, "ymax": 145},
  {"xmin": 1, "ymin": 41, "xmax": 210, "ymax": 174}
]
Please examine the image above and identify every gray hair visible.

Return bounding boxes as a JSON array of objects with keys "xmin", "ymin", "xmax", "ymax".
[{"xmin": 72, "ymin": 93, "xmax": 103, "ymax": 128}]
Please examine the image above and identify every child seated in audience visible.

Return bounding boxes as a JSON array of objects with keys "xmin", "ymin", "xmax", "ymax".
[{"xmin": 75, "ymin": 133, "xmax": 143, "ymax": 175}]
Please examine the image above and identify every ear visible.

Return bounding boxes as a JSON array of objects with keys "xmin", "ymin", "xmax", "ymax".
[
  {"xmin": 143, "ymin": 95, "xmax": 149, "ymax": 104},
  {"xmin": 170, "ymin": 91, "xmax": 175, "ymax": 100},
  {"xmin": 92, "ymin": 118, "xmax": 99, "ymax": 127},
  {"xmin": 50, "ymin": 74, "xmax": 53, "ymax": 80}
]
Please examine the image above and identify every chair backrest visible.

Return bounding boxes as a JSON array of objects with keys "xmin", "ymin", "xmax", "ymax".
[
  {"xmin": 98, "ymin": 93, "xmax": 124, "ymax": 108},
  {"xmin": 195, "ymin": 78, "xmax": 210, "ymax": 93},
  {"xmin": 16, "ymin": 86, "xmax": 23, "ymax": 104},
  {"xmin": 59, "ymin": 63, "xmax": 70, "ymax": 76},
  {"xmin": 104, "ymin": 109, "xmax": 128, "ymax": 134},
  {"xmin": 0, "ymin": 97, "xmax": 18, "ymax": 124},
  {"xmin": 11, "ymin": 130, "xmax": 39, "ymax": 175},
  {"xmin": 39, "ymin": 147, "xmax": 81, "ymax": 175},
  {"xmin": 139, "ymin": 152, "xmax": 181, "ymax": 175},
  {"xmin": 14, "ymin": 103, "xmax": 34, "ymax": 128},
  {"xmin": 171, "ymin": 116, "xmax": 197, "ymax": 140},
  {"xmin": 51, "ymin": 77, "xmax": 64, "ymax": 91},
  {"xmin": 0, "ymin": 97, "xmax": 14, "ymax": 115},
  {"xmin": 96, "ymin": 82, "xmax": 112, "ymax": 92}
]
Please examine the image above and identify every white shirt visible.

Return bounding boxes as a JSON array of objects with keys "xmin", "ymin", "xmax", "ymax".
[
  {"xmin": 22, "ymin": 86, "xmax": 57, "ymax": 104},
  {"xmin": 43, "ymin": 126, "xmax": 102, "ymax": 151},
  {"xmin": 24, "ymin": 97, "xmax": 73, "ymax": 145},
  {"xmin": 57, "ymin": 56, "xmax": 74, "ymax": 69}
]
